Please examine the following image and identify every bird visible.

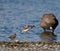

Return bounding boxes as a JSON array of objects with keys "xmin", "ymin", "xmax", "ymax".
[
  {"xmin": 8, "ymin": 33, "xmax": 16, "ymax": 40},
  {"xmin": 40, "ymin": 13, "xmax": 58, "ymax": 32},
  {"xmin": 21, "ymin": 25, "xmax": 35, "ymax": 32}
]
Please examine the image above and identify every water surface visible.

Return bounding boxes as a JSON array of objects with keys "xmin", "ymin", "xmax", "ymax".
[{"xmin": 0, "ymin": 0, "xmax": 60, "ymax": 42}]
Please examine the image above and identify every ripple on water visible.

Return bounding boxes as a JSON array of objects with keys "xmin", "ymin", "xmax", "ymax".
[{"xmin": 0, "ymin": 0, "xmax": 60, "ymax": 42}]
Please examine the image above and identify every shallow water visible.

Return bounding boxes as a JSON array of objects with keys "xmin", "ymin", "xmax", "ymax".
[{"xmin": 0, "ymin": 0, "xmax": 60, "ymax": 42}]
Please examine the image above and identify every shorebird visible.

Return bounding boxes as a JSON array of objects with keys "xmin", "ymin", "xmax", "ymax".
[
  {"xmin": 40, "ymin": 13, "xmax": 58, "ymax": 32},
  {"xmin": 8, "ymin": 33, "xmax": 16, "ymax": 40},
  {"xmin": 21, "ymin": 25, "xmax": 35, "ymax": 32}
]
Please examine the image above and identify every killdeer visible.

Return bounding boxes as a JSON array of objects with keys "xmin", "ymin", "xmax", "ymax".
[{"xmin": 22, "ymin": 25, "xmax": 35, "ymax": 32}]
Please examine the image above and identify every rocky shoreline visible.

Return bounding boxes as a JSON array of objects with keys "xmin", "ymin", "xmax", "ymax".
[{"xmin": 0, "ymin": 41, "xmax": 60, "ymax": 51}]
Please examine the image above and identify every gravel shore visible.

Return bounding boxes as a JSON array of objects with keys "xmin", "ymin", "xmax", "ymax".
[{"xmin": 0, "ymin": 41, "xmax": 60, "ymax": 51}]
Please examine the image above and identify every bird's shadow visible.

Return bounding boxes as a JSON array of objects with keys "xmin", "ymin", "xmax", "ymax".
[{"xmin": 40, "ymin": 31, "xmax": 57, "ymax": 42}]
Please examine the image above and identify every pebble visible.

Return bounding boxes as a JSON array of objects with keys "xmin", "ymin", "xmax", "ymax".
[{"xmin": 0, "ymin": 42, "xmax": 60, "ymax": 51}]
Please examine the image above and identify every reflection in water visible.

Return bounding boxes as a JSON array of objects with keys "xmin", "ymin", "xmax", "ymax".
[{"xmin": 40, "ymin": 31, "xmax": 57, "ymax": 42}]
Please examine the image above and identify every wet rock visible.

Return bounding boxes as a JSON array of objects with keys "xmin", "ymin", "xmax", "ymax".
[{"xmin": 40, "ymin": 13, "xmax": 58, "ymax": 32}]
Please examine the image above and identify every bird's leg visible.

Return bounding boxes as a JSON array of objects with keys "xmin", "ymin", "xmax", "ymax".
[
  {"xmin": 43, "ymin": 28, "xmax": 46, "ymax": 32},
  {"xmin": 52, "ymin": 29, "xmax": 54, "ymax": 33}
]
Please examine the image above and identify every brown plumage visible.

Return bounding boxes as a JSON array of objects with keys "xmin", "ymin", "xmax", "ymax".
[
  {"xmin": 8, "ymin": 33, "xmax": 16, "ymax": 40},
  {"xmin": 40, "ymin": 13, "xmax": 58, "ymax": 32}
]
